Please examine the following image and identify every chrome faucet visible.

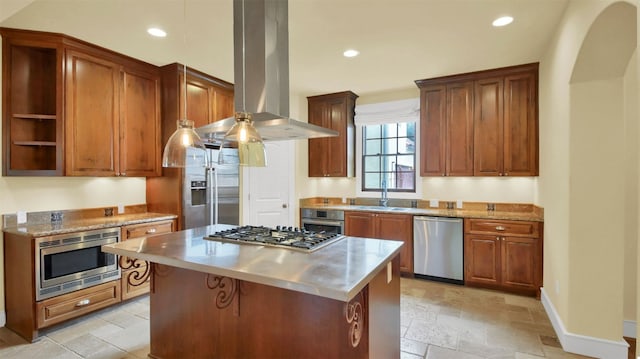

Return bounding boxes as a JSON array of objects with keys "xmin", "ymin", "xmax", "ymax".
[{"xmin": 380, "ymin": 179, "xmax": 389, "ymax": 207}]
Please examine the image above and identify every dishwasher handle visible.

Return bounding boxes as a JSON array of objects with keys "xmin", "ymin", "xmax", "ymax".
[{"xmin": 414, "ymin": 216, "xmax": 462, "ymax": 223}]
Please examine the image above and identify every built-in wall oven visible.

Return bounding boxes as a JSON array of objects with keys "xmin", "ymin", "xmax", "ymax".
[
  {"xmin": 300, "ymin": 209, "xmax": 344, "ymax": 234},
  {"xmin": 35, "ymin": 228, "xmax": 121, "ymax": 300}
]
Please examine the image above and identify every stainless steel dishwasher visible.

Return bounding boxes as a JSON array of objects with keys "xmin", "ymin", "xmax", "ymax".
[{"xmin": 413, "ymin": 216, "xmax": 464, "ymax": 284}]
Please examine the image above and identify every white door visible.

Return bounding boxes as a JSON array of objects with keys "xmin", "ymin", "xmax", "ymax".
[{"xmin": 242, "ymin": 141, "xmax": 294, "ymax": 227}]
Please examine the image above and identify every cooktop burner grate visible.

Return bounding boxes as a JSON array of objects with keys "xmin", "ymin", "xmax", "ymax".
[{"xmin": 204, "ymin": 225, "xmax": 344, "ymax": 252}]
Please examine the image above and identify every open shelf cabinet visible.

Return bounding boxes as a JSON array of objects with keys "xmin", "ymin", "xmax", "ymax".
[{"xmin": 2, "ymin": 30, "xmax": 64, "ymax": 176}]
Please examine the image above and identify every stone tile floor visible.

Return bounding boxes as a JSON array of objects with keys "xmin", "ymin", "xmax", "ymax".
[{"xmin": 0, "ymin": 278, "xmax": 592, "ymax": 358}]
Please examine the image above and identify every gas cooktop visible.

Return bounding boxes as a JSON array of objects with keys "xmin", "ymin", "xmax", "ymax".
[{"xmin": 204, "ymin": 225, "xmax": 344, "ymax": 252}]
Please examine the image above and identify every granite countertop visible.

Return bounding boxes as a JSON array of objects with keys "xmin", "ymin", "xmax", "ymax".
[
  {"xmin": 302, "ymin": 204, "xmax": 544, "ymax": 222},
  {"xmin": 102, "ymin": 224, "xmax": 403, "ymax": 302},
  {"xmin": 2, "ymin": 212, "xmax": 178, "ymax": 237}
]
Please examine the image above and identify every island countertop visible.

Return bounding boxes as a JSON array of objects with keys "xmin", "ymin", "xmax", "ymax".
[{"xmin": 102, "ymin": 224, "xmax": 403, "ymax": 302}]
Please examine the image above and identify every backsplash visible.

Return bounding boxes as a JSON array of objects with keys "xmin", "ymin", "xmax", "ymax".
[{"xmin": 2, "ymin": 204, "xmax": 148, "ymax": 229}]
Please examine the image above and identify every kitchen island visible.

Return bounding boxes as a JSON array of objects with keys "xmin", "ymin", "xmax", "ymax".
[{"xmin": 101, "ymin": 224, "xmax": 402, "ymax": 359}]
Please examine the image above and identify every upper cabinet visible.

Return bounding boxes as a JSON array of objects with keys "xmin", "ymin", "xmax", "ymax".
[
  {"xmin": 1, "ymin": 29, "xmax": 64, "ymax": 176},
  {"xmin": 1, "ymin": 28, "xmax": 162, "ymax": 177},
  {"xmin": 159, "ymin": 63, "xmax": 234, "ymax": 136},
  {"xmin": 307, "ymin": 91, "xmax": 358, "ymax": 177},
  {"xmin": 416, "ymin": 63, "xmax": 539, "ymax": 177}
]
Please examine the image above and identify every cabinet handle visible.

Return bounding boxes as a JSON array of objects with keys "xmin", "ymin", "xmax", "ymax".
[
  {"xmin": 496, "ymin": 226, "xmax": 505, "ymax": 231},
  {"xmin": 146, "ymin": 228, "xmax": 157, "ymax": 234},
  {"xmin": 75, "ymin": 299, "xmax": 91, "ymax": 307}
]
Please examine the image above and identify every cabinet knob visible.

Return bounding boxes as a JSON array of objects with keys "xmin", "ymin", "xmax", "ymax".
[
  {"xmin": 496, "ymin": 226, "xmax": 505, "ymax": 231},
  {"xmin": 504, "ymin": 173, "xmax": 509, "ymax": 176}
]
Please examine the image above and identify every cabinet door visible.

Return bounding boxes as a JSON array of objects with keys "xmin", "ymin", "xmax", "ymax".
[
  {"xmin": 376, "ymin": 213, "xmax": 413, "ymax": 274},
  {"xmin": 446, "ymin": 81, "xmax": 474, "ymax": 176},
  {"xmin": 184, "ymin": 75, "xmax": 214, "ymax": 129},
  {"xmin": 213, "ymin": 87, "xmax": 235, "ymax": 122},
  {"xmin": 65, "ymin": 49, "xmax": 119, "ymax": 176},
  {"xmin": 501, "ymin": 236, "xmax": 540, "ymax": 291},
  {"xmin": 344, "ymin": 211, "xmax": 376, "ymax": 238},
  {"xmin": 325, "ymin": 98, "xmax": 350, "ymax": 177},
  {"xmin": 503, "ymin": 72, "xmax": 538, "ymax": 176},
  {"xmin": 308, "ymin": 100, "xmax": 328, "ymax": 177},
  {"xmin": 464, "ymin": 234, "xmax": 500, "ymax": 286},
  {"xmin": 473, "ymin": 77, "xmax": 503, "ymax": 176},
  {"xmin": 120, "ymin": 67, "xmax": 161, "ymax": 177},
  {"xmin": 419, "ymin": 85, "xmax": 446, "ymax": 176}
]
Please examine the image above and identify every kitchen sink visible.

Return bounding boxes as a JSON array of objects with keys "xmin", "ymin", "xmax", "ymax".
[{"xmin": 348, "ymin": 205, "xmax": 414, "ymax": 212}]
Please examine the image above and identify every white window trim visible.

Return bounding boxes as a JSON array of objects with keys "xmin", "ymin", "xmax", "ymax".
[{"xmin": 354, "ymin": 98, "xmax": 422, "ymax": 199}]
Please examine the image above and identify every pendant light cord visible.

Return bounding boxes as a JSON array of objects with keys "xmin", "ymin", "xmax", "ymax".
[{"xmin": 183, "ymin": 0, "xmax": 187, "ymax": 121}]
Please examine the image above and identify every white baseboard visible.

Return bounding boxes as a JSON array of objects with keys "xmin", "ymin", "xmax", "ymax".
[
  {"xmin": 540, "ymin": 287, "xmax": 629, "ymax": 359},
  {"xmin": 0, "ymin": 310, "xmax": 5, "ymax": 327},
  {"xmin": 623, "ymin": 320, "xmax": 636, "ymax": 339}
]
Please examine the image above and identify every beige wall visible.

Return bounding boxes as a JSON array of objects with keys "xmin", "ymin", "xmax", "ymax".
[
  {"xmin": 624, "ymin": 50, "xmax": 638, "ymax": 328},
  {"xmin": 539, "ymin": 0, "xmax": 637, "ymax": 343},
  {"xmin": 0, "ymin": 37, "xmax": 148, "ymax": 317}
]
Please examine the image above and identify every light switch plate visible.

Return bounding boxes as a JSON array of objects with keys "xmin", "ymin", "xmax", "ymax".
[
  {"xmin": 117, "ymin": 204, "xmax": 125, "ymax": 214},
  {"xmin": 17, "ymin": 211, "xmax": 27, "ymax": 224},
  {"xmin": 429, "ymin": 200, "xmax": 438, "ymax": 208}
]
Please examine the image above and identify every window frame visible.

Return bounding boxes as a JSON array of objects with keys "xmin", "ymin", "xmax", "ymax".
[{"xmin": 361, "ymin": 122, "xmax": 416, "ymax": 193}]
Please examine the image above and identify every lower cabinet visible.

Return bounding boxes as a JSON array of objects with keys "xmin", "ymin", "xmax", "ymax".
[
  {"xmin": 120, "ymin": 220, "xmax": 175, "ymax": 300},
  {"xmin": 345, "ymin": 211, "xmax": 413, "ymax": 274},
  {"xmin": 464, "ymin": 218, "xmax": 542, "ymax": 296},
  {"xmin": 36, "ymin": 281, "xmax": 120, "ymax": 329}
]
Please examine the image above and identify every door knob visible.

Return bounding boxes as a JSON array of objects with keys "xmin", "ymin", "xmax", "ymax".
[{"xmin": 282, "ymin": 204, "xmax": 288, "ymax": 208}]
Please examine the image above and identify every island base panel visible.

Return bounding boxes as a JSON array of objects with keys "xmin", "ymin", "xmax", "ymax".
[{"xmin": 148, "ymin": 256, "xmax": 400, "ymax": 359}]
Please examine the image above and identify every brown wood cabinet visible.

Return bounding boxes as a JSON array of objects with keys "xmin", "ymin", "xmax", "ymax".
[
  {"xmin": 415, "ymin": 63, "xmax": 538, "ymax": 177},
  {"xmin": 36, "ymin": 281, "xmax": 120, "ymax": 329},
  {"xmin": 464, "ymin": 218, "xmax": 542, "ymax": 297},
  {"xmin": 345, "ymin": 211, "xmax": 413, "ymax": 274},
  {"xmin": 120, "ymin": 220, "xmax": 175, "ymax": 300},
  {"xmin": 64, "ymin": 46, "xmax": 161, "ymax": 176},
  {"xmin": 417, "ymin": 82, "xmax": 474, "ymax": 176},
  {"xmin": 160, "ymin": 63, "xmax": 234, "ymax": 132},
  {"xmin": 147, "ymin": 64, "xmax": 234, "ymax": 230},
  {"xmin": 1, "ymin": 28, "xmax": 64, "ymax": 175},
  {"xmin": 1, "ymin": 27, "xmax": 161, "ymax": 177},
  {"xmin": 308, "ymin": 91, "xmax": 358, "ymax": 177}
]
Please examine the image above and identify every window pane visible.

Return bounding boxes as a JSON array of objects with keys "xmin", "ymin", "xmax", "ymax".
[
  {"xmin": 382, "ymin": 123, "xmax": 397, "ymax": 138},
  {"xmin": 363, "ymin": 156, "xmax": 380, "ymax": 171},
  {"xmin": 382, "ymin": 138, "xmax": 397, "ymax": 155},
  {"xmin": 365, "ymin": 139, "xmax": 381, "ymax": 155},
  {"xmin": 365, "ymin": 125, "xmax": 381, "ymax": 139},
  {"xmin": 364, "ymin": 172, "xmax": 380, "ymax": 189}
]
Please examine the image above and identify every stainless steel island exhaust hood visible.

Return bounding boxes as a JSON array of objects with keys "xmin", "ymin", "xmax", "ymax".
[{"xmin": 196, "ymin": 0, "xmax": 338, "ymax": 142}]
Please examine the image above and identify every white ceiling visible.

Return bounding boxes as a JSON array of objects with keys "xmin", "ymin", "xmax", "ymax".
[{"xmin": 0, "ymin": 0, "xmax": 568, "ymax": 98}]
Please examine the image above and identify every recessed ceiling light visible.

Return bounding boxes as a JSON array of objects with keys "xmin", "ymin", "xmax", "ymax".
[
  {"xmin": 492, "ymin": 16, "xmax": 514, "ymax": 27},
  {"xmin": 147, "ymin": 27, "xmax": 167, "ymax": 37},
  {"xmin": 343, "ymin": 49, "xmax": 359, "ymax": 58}
]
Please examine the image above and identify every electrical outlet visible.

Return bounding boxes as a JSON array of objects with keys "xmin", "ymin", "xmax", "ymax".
[
  {"xmin": 456, "ymin": 200, "xmax": 463, "ymax": 209},
  {"xmin": 429, "ymin": 200, "xmax": 438, "ymax": 208},
  {"xmin": 17, "ymin": 211, "xmax": 27, "ymax": 224},
  {"xmin": 118, "ymin": 204, "xmax": 125, "ymax": 214},
  {"xmin": 341, "ymin": 197, "xmax": 347, "ymax": 204}
]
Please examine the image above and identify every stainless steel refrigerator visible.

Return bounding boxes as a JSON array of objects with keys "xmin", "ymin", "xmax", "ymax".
[{"xmin": 182, "ymin": 145, "xmax": 239, "ymax": 229}]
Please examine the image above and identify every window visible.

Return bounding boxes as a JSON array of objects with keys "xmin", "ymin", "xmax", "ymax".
[{"xmin": 362, "ymin": 122, "xmax": 416, "ymax": 192}]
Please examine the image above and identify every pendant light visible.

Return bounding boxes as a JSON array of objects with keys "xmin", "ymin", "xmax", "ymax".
[
  {"xmin": 161, "ymin": 1, "xmax": 206, "ymax": 168},
  {"xmin": 220, "ymin": 112, "xmax": 266, "ymax": 167}
]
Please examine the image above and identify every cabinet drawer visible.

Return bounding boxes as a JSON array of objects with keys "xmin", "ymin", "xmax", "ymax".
[
  {"xmin": 123, "ymin": 220, "xmax": 174, "ymax": 239},
  {"xmin": 36, "ymin": 281, "xmax": 120, "ymax": 328},
  {"xmin": 465, "ymin": 218, "xmax": 540, "ymax": 237}
]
